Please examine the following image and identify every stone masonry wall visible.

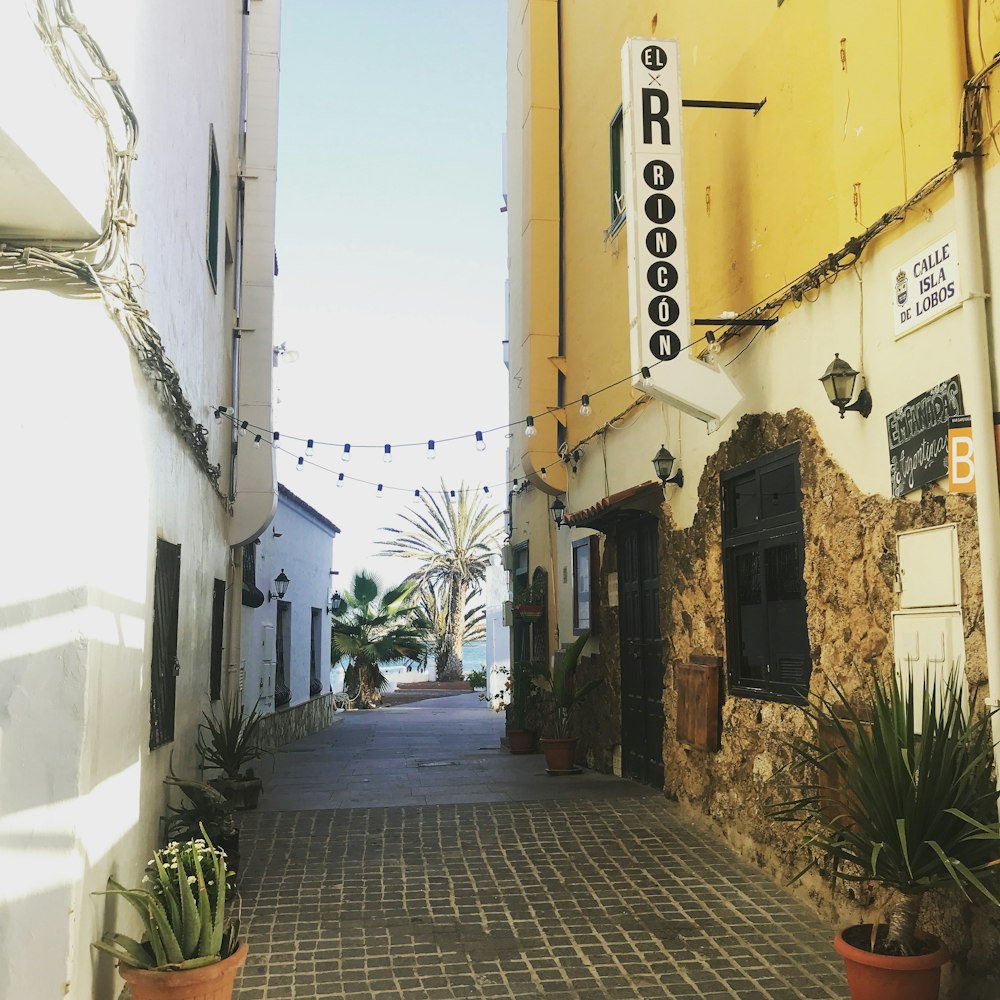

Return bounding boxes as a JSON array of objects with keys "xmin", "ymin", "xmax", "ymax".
[
  {"xmin": 576, "ymin": 409, "xmax": 1000, "ymax": 999},
  {"xmin": 258, "ymin": 693, "xmax": 338, "ymax": 751}
]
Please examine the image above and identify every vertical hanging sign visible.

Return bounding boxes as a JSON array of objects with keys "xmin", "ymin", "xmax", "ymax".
[{"xmin": 621, "ymin": 39, "xmax": 742, "ymax": 425}]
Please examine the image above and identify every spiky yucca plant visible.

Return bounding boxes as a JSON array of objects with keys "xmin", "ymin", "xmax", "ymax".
[
  {"xmin": 93, "ymin": 827, "xmax": 238, "ymax": 970},
  {"xmin": 772, "ymin": 670, "xmax": 1000, "ymax": 955},
  {"xmin": 531, "ymin": 631, "xmax": 602, "ymax": 738}
]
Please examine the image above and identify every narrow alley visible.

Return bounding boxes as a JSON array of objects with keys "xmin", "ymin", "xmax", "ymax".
[{"xmin": 233, "ymin": 695, "xmax": 846, "ymax": 999}]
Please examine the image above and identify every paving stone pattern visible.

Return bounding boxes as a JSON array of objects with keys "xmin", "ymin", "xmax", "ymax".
[{"xmin": 235, "ymin": 795, "xmax": 847, "ymax": 999}]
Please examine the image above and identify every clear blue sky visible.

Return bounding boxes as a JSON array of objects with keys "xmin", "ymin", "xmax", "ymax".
[{"xmin": 272, "ymin": 0, "xmax": 509, "ymax": 589}]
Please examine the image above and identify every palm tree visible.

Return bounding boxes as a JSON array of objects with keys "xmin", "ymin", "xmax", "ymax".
[
  {"xmin": 379, "ymin": 482, "xmax": 501, "ymax": 680},
  {"xmin": 330, "ymin": 571, "xmax": 428, "ymax": 708},
  {"xmin": 416, "ymin": 582, "xmax": 487, "ymax": 671}
]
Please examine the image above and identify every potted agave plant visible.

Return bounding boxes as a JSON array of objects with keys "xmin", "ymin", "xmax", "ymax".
[
  {"xmin": 196, "ymin": 696, "xmax": 267, "ymax": 810},
  {"xmin": 531, "ymin": 630, "xmax": 602, "ymax": 773},
  {"xmin": 93, "ymin": 827, "xmax": 246, "ymax": 1000},
  {"xmin": 772, "ymin": 669, "xmax": 1000, "ymax": 1000}
]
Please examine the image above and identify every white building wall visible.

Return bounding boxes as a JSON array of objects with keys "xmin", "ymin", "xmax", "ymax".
[
  {"xmin": 484, "ymin": 555, "xmax": 511, "ymax": 705},
  {"xmin": 0, "ymin": 3, "xmax": 280, "ymax": 997},
  {"xmin": 241, "ymin": 487, "xmax": 338, "ymax": 715}
]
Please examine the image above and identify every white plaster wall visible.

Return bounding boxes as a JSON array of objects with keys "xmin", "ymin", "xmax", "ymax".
[
  {"xmin": 0, "ymin": 2, "xmax": 277, "ymax": 997},
  {"xmin": 242, "ymin": 488, "xmax": 337, "ymax": 716},
  {"xmin": 484, "ymin": 556, "xmax": 511, "ymax": 703}
]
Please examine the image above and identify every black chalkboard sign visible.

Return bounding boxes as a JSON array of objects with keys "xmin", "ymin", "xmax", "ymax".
[{"xmin": 886, "ymin": 376, "xmax": 963, "ymax": 497}]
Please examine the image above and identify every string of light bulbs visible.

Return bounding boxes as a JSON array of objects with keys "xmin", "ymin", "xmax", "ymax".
[{"xmin": 214, "ymin": 330, "xmax": 720, "ymax": 461}]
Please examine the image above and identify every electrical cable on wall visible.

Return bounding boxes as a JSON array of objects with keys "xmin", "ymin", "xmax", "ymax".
[{"xmin": 0, "ymin": 1, "xmax": 224, "ymax": 500}]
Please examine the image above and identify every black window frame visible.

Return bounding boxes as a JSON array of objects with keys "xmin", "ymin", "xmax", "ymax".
[
  {"xmin": 512, "ymin": 541, "xmax": 530, "ymax": 663},
  {"xmin": 721, "ymin": 443, "xmax": 811, "ymax": 704},
  {"xmin": 572, "ymin": 536, "xmax": 595, "ymax": 635},
  {"xmin": 609, "ymin": 104, "xmax": 626, "ymax": 234},
  {"xmin": 150, "ymin": 539, "xmax": 181, "ymax": 749}
]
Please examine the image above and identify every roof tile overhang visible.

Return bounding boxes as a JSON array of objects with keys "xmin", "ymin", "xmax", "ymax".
[{"xmin": 564, "ymin": 480, "xmax": 663, "ymax": 531}]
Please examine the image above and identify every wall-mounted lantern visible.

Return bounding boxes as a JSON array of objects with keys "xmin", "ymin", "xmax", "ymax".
[
  {"xmin": 652, "ymin": 445, "xmax": 684, "ymax": 488},
  {"xmin": 268, "ymin": 568, "xmax": 289, "ymax": 602},
  {"xmin": 819, "ymin": 353, "xmax": 872, "ymax": 418}
]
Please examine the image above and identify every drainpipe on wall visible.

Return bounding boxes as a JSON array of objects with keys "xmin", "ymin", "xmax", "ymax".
[{"xmin": 953, "ymin": 156, "xmax": 1000, "ymax": 800}]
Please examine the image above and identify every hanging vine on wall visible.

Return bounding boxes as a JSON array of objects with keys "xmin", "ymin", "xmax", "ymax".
[{"xmin": 0, "ymin": 0, "xmax": 224, "ymax": 501}]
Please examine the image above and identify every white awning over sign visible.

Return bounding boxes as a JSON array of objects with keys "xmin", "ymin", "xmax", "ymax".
[{"xmin": 621, "ymin": 38, "xmax": 742, "ymax": 425}]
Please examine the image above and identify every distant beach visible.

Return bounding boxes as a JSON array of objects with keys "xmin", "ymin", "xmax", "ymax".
[{"xmin": 332, "ymin": 640, "xmax": 488, "ymax": 692}]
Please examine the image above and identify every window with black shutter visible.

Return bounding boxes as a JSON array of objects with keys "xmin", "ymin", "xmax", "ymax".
[
  {"xmin": 150, "ymin": 540, "xmax": 181, "ymax": 749},
  {"xmin": 210, "ymin": 578, "xmax": 226, "ymax": 701},
  {"xmin": 721, "ymin": 444, "xmax": 811, "ymax": 703}
]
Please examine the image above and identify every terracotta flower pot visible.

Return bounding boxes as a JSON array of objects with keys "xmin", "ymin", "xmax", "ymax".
[
  {"xmin": 507, "ymin": 728, "xmax": 536, "ymax": 754},
  {"xmin": 118, "ymin": 942, "xmax": 248, "ymax": 1000},
  {"xmin": 539, "ymin": 737, "xmax": 578, "ymax": 772},
  {"xmin": 834, "ymin": 927, "xmax": 948, "ymax": 1000}
]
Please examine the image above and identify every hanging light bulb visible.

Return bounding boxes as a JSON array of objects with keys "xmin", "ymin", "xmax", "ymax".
[
  {"xmin": 376, "ymin": 483, "xmax": 384, "ymax": 498},
  {"xmin": 306, "ymin": 438, "xmax": 314, "ymax": 456},
  {"xmin": 342, "ymin": 443, "xmax": 351, "ymax": 462},
  {"xmin": 414, "ymin": 489, "xmax": 421, "ymax": 498},
  {"xmin": 296, "ymin": 457, "xmax": 304, "ymax": 472},
  {"xmin": 580, "ymin": 394, "xmax": 592, "ymax": 416},
  {"xmin": 427, "ymin": 439, "xmax": 436, "ymax": 460},
  {"xmin": 475, "ymin": 431, "xmax": 486, "ymax": 451},
  {"xmin": 540, "ymin": 467, "xmax": 547, "ymax": 477},
  {"xmin": 641, "ymin": 366, "xmax": 653, "ymax": 386},
  {"xmin": 705, "ymin": 330, "xmax": 722, "ymax": 355},
  {"xmin": 383, "ymin": 444, "xmax": 392, "ymax": 463},
  {"xmin": 483, "ymin": 486, "xmax": 490, "ymax": 494},
  {"xmin": 239, "ymin": 420, "xmax": 249, "ymax": 436},
  {"xmin": 513, "ymin": 478, "xmax": 519, "ymax": 488},
  {"xmin": 336, "ymin": 473, "xmax": 345, "ymax": 488},
  {"xmin": 525, "ymin": 415, "xmax": 536, "ymax": 437},
  {"xmin": 450, "ymin": 490, "xmax": 456, "ymax": 499},
  {"xmin": 253, "ymin": 434, "xmax": 262, "ymax": 448}
]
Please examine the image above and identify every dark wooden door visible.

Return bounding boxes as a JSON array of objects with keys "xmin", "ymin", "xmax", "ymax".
[{"xmin": 618, "ymin": 514, "xmax": 664, "ymax": 788}]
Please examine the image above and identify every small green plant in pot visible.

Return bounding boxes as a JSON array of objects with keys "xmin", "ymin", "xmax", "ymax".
[
  {"xmin": 92, "ymin": 826, "xmax": 247, "ymax": 1000},
  {"xmin": 531, "ymin": 631, "xmax": 602, "ymax": 772},
  {"xmin": 196, "ymin": 696, "xmax": 267, "ymax": 810},
  {"xmin": 771, "ymin": 668, "xmax": 1000, "ymax": 1000},
  {"xmin": 164, "ymin": 772, "xmax": 241, "ymax": 875}
]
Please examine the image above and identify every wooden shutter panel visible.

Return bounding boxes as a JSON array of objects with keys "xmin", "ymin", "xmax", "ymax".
[
  {"xmin": 676, "ymin": 654, "xmax": 723, "ymax": 751},
  {"xmin": 210, "ymin": 578, "xmax": 226, "ymax": 701}
]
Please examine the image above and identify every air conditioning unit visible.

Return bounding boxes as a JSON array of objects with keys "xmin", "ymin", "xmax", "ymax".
[{"xmin": 501, "ymin": 543, "xmax": 513, "ymax": 571}]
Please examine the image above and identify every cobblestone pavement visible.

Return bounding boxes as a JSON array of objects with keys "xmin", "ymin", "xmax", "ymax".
[{"xmin": 234, "ymin": 695, "xmax": 847, "ymax": 999}]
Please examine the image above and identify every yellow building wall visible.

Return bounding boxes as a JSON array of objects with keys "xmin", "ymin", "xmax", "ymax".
[{"xmin": 513, "ymin": 0, "xmax": 1000, "ymax": 472}]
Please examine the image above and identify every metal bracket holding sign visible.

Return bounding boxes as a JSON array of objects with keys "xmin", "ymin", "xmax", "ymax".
[{"xmin": 621, "ymin": 38, "xmax": 743, "ymax": 425}]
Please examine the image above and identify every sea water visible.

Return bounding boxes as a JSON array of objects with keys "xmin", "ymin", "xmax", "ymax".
[{"xmin": 332, "ymin": 641, "xmax": 488, "ymax": 692}]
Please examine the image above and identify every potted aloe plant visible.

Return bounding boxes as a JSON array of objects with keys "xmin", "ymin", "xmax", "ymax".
[
  {"xmin": 772, "ymin": 669, "xmax": 1000, "ymax": 1000},
  {"xmin": 196, "ymin": 696, "xmax": 267, "ymax": 810},
  {"xmin": 93, "ymin": 826, "xmax": 246, "ymax": 1000},
  {"xmin": 531, "ymin": 630, "xmax": 602, "ymax": 772}
]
